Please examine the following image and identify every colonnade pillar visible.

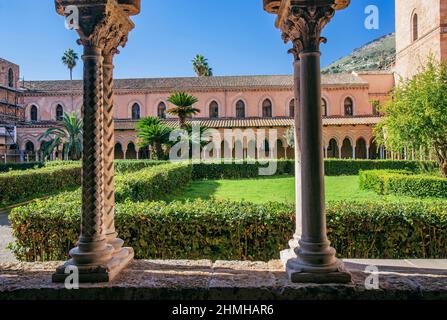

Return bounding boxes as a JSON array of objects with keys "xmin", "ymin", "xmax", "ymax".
[
  {"xmin": 264, "ymin": 0, "xmax": 351, "ymax": 283},
  {"xmin": 53, "ymin": 0, "xmax": 139, "ymax": 283}
]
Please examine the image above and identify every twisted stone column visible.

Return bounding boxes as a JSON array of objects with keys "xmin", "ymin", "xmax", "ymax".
[
  {"xmin": 53, "ymin": 0, "xmax": 137, "ymax": 283},
  {"xmin": 103, "ymin": 53, "xmax": 124, "ymax": 252}
]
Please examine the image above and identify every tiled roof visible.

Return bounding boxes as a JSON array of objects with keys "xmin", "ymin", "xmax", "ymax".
[
  {"xmin": 22, "ymin": 74, "xmax": 368, "ymax": 94},
  {"xmin": 114, "ymin": 116, "xmax": 381, "ymax": 130}
]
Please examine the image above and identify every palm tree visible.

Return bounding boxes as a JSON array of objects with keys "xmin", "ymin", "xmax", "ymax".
[
  {"xmin": 167, "ymin": 92, "xmax": 200, "ymax": 129},
  {"xmin": 39, "ymin": 112, "xmax": 83, "ymax": 160},
  {"xmin": 136, "ymin": 116, "xmax": 172, "ymax": 160},
  {"xmin": 192, "ymin": 54, "xmax": 213, "ymax": 77},
  {"xmin": 62, "ymin": 49, "xmax": 79, "ymax": 80}
]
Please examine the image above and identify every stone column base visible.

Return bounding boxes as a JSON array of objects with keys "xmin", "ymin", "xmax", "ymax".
[
  {"xmin": 286, "ymin": 257, "xmax": 352, "ymax": 284},
  {"xmin": 280, "ymin": 248, "xmax": 297, "ymax": 266},
  {"xmin": 52, "ymin": 247, "xmax": 134, "ymax": 283}
]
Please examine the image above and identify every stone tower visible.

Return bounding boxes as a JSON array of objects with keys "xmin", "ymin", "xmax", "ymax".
[{"xmin": 395, "ymin": 0, "xmax": 447, "ymax": 79}]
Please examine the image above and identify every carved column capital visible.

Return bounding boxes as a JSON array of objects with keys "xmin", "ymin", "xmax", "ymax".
[
  {"xmin": 76, "ymin": 0, "xmax": 134, "ymax": 55},
  {"xmin": 281, "ymin": 5, "xmax": 335, "ymax": 53}
]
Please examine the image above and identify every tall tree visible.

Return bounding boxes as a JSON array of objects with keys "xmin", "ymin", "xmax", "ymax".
[
  {"xmin": 192, "ymin": 54, "xmax": 213, "ymax": 77},
  {"xmin": 167, "ymin": 92, "xmax": 200, "ymax": 129},
  {"xmin": 61, "ymin": 49, "xmax": 79, "ymax": 80},
  {"xmin": 38, "ymin": 112, "xmax": 83, "ymax": 160},
  {"xmin": 375, "ymin": 58, "xmax": 447, "ymax": 177},
  {"xmin": 136, "ymin": 116, "xmax": 172, "ymax": 160}
]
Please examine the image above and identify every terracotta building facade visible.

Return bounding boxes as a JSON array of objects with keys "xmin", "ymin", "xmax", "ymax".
[
  {"xmin": 2, "ymin": 0, "xmax": 445, "ymax": 162},
  {"xmin": 12, "ymin": 71, "xmax": 391, "ymax": 161}
]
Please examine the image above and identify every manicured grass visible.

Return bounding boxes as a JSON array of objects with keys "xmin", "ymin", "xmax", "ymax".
[{"xmin": 163, "ymin": 175, "xmax": 420, "ymax": 204}]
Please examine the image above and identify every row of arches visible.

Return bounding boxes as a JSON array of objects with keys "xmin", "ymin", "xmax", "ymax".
[{"xmin": 325, "ymin": 137, "xmax": 380, "ymax": 159}]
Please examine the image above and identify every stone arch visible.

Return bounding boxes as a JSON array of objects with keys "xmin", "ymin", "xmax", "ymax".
[
  {"xmin": 8, "ymin": 68, "xmax": 14, "ymax": 87},
  {"xmin": 114, "ymin": 142, "xmax": 124, "ymax": 159},
  {"xmin": 321, "ymin": 97, "xmax": 328, "ymax": 117},
  {"xmin": 341, "ymin": 137, "xmax": 354, "ymax": 159},
  {"xmin": 208, "ymin": 100, "xmax": 219, "ymax": 118},
  {"xmin": 126, "ymin": 142, "xmax": 137, "ymax": 159},
  {"xmin": 327, "ymin": 138, "xmax": 339, "ymax": 158},
  {"xmin": 288, "ymin": 97, "xmax": 295, "ymax": 118},
  {"xmin": 260, "ymin": 97, "xmax": 273, "ymax": 118},
  {"xmin": 55, "ymin": 104, "xmax": 64, "ymax": 121},
  {"xmin": 234, "ymin": 98, "xmax": 247, "ymax": 118},
  {"xmin": 131, "ymin": 102, "xmax": 141, "ymax": 120},
  {"xmin": 355, "ymin": 137, "xmax": 367, "ymax": 159},
  {"xmin": 412, "ymin": 10, "xmax": 418, "ymax": 42},
  {"xmin": 127, "ymin": 100, "xmax": 143, "ymax": 119},
  {"xmin": 343, "ymin": 96, "xmax": 354, "ymax": 116},
  {"xmin": 156, "ymin": 101, "xmax": 167, "ymax": 119},
  {"xmin": 26, "ymin": 104, "xmax": 40, "ymax": 121}
]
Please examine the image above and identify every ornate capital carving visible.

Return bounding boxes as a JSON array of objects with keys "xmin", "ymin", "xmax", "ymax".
[
  {"xmin": 78, "ymin": 0, "xmax": 134, "ymax": 56},
  {"xmin": 57, "ymin": 0, "xmax": 134, "ymax": 55},
  {"xmin": 281, "ymin": 5, "xmax": 335, "ymax": 53}
]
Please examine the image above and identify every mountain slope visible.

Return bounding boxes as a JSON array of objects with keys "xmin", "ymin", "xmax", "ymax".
[{"xmin": 322, "ymin": 33, "xmax": 396, "ymax": 74}]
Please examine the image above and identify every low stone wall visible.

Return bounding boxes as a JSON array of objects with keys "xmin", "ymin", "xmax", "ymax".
[{"xmin": 1, "ymin": 259, "xmax": 447, "ymax": 300}]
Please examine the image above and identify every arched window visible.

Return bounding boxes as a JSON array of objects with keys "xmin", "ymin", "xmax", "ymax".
[
  {"xmin": 157, "ymin": 102, "xmax": 166, "ymax": 119},
  {"xmin": 344, "ymin": 97, "xmax": 354, "ymax": 116},
  {"xmin": 8, "ymin": 68, "xmax": 14, "ymax": 87},
  {"xmin": 25, "ymin": 141, "xmax": 35, "ymax": 153},
  {"xmin": 412, "ymin": 13, "xmax": 418, "ymax": 42},
  {"xmin": 131, "ymin": 103, "xmax": 140, "ymax": 120},
  {"xmin": 30, "ymin": 105, "xmax": 38, "ymax": 121},
  {"xmin": 321, "ymin": 98, "xmax": 328, "ymax": 117},
  {"xmin": 56, "ymin": 104, "xmax": 64, "ymax": 121},
  {"xmin": 289, "ymin": 99, "xmax": 295, "ymax": 118},
  {"xmin": 236, "ymin": 100, "xmax": 245, "ymax": 118},
  {"xmin": 209, "ymin": 101, "xmax": 219, "ymax": 118},
  {"xmin": 262, "ymin": 99, "xmax": 272, "ymax": 118}
]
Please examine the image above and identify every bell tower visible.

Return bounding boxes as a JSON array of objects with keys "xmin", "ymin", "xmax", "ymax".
[{"xmin": 395, "ymin": 0, "xmax": 447, "ymax": 79}]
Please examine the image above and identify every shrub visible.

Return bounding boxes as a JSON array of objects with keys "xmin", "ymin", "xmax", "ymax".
[
  {"xmin": 191, "ymin": 159, "xmax": 437, "ymax": 179},
  {"xmin": 0, "ymin": 162, "xmax": 43, "ymax": 172},
  {"xmin": 115, "ymin": 162, "xmax": 192, "ymax": 202},
  {"xmin": 324, "ymin": 159, "xmax": 437, "ymax": 176},
  {"xmin": 0, "ymin": 165, "xmax": 81, "ymax": 205},
  {"xmin": 10, "ymin": 196, "xmax": 447, "ymax": 261},
  {"xmin": 114, "ymin": 160, "xmax": 167, "ymax": 174},
  {"xmin": 360, "ymin": 170, "xmax": 447, "ymax": 198},
  {"xmin": 9, "ymin": 195, "xmax": 293, "ymax": 261},
  {"xmin": 191, "ymin": 160, "xmax": 294, "ymax": 180}
]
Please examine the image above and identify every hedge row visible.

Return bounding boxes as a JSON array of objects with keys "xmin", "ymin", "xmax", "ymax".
[
  {"xmin": 359, "ymin": 170, "xmax": 447, "ymax": 198},
  {"xmin": 0, "ymin": 162, "xmax": 43, "ymax": 172},
  {"xmin": 115, "ymin": 162, "xmax": 192, "ymax": 202},
  {"xmin": 44, "ymin": 160, "xmax": 167, "ymax": 174},
  {"xmin": 0, "ymin": 165, "xmax": 81, "ymax": 205},
  {"xmin": 9, "ymin": 196, "xmax": 447, "ymax": 261},
  {"xmin": 190, "ymin": 159, "xmax": 437, "ymax": 179}
]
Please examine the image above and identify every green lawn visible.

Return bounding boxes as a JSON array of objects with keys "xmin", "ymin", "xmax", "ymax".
[{"xmin": 163, "ymin": 175, "xmax": 415, "ymax": 203}]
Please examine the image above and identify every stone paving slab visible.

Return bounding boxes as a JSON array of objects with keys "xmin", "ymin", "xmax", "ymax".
[
  {"xmin": 0, "ymin": 211, "xmax": 17, "ymax": 264},
  {"xmin": 1, "ymin": 259, "xmax": 447, "ymax": 300}
]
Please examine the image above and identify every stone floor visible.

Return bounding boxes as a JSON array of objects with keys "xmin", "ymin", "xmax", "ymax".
[
  {"xmin": 0, "ymin": 210, "xmax": 17, "ymax": 264},
  {"xmin": 1, "ymin": 259, "xmax": 447, "ymax": 300}
]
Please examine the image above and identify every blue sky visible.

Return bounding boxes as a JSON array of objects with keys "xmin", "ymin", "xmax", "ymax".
[{"xmin": 0, "ymin": 0, "xmax": 395, "ymax": 81}]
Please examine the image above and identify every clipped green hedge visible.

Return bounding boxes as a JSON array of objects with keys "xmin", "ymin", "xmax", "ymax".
[
  {"xmin": 44, "ymin": 159, "xmax": 166, "ymax": 174},
  {"xmin": 360, "ymin": 170, "xmax": 447, "ymax": 198},
  {"xmin": 191, "ymin": 159, "xmax": 437, "ymax": 179},
  {"xmin": 191, "ymin": 160, "xmax": 294, "ymax": 180},
  {"xmin": 324, "ymin": 159, "xmax": 437, "ymax": 176},
  {"xmin": 9, "ymin": 195, "xmax": 447, "ymax": 261},
  {"xmin": 0, "ymin": 162, "xmax": 43, "ymax": 172},
  {"xmin": 115, "ymin": 162, "xmax": 192, "ymax": 202},
  {"xmin": 0, "ymin": 165, "xmax": 81, "ymax": 205}
]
